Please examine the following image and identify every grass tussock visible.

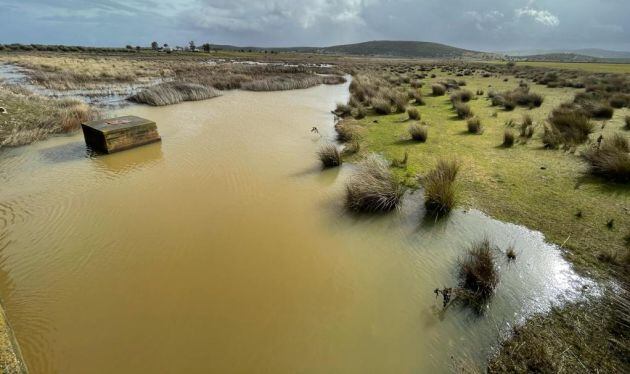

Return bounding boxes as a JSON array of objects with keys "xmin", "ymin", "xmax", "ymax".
[
  {"xmin": 454, "ymin": 101, "xmax": 473, "ymax": 119},
  {"xmin": 422, "ymin": 159, "xmax": 460, "ymax": 217},
  {"xmin": 407, "ymin": 107, "xmax": 420, "ymax": 120},
  {"xmin": 625, "ymin": 116, "xmax": 630, "ymax": 131},
  {"xmin": 582, "ymin": 133, "xmax": 630, "ymax": 182},
  {"xmin": 432, "ymin": 84, "xmax": 446, "ymax": 96},
  {"xmin": 450, "ymin": 89, "xmax": 473, "ymax": 104},
  {"xmin": 409, "ymin": 123, "xmax": 428, "ymax": 142},
  {"xmin": 334, "ymin": 119, "xmax": 362, "ymax": 142},
  {"xmin": 502, "ymin": 129, "xmax": 515, "ymax": 148},
  {"xmin": 466, "ymin": 117, "xmax": 483, "ymax": 134},
  {"xmin": 345, "ymin": 154, "xmax": 405, "ymax": 213},
  {"xmin": 318, "ymin": 144, "xmax": 342, "ymax": 168},
  {"xmin": 458, "ymin": 238, "xmax": 498, "ymax": 309},
  {"xmin": 544, "ymin": 107, "xmax": 594, "ymax": 147},
  {"xmin": 129, "ymin": 82, "xmax": 221, "ymax": 106}
]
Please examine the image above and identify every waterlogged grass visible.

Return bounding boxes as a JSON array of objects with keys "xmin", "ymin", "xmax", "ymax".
[{"xmin": 351, "ymin": 72, "xmax": 630, "ymax": 274}]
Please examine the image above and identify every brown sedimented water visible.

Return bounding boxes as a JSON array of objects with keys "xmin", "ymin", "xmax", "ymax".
[{"xmin": 0, "ymin": 82, "xmax": 594, "ymax": 373}]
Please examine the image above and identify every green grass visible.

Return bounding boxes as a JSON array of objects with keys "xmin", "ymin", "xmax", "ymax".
[{"xmin": 351, "ymin": 72, "xmax": 630, "ymax": 274}]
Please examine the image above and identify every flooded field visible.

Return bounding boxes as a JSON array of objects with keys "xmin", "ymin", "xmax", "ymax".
[{"xmin": 0, "ymin": 81, "xmax": 595, "ymax": 373}]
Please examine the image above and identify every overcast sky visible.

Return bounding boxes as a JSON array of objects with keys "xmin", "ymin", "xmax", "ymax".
[{"xmin": 2, "ymin": 0, "xmax": 629, "ymax": 52}]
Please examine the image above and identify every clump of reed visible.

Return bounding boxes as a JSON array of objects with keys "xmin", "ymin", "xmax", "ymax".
[
  {"xmin": 543, "ymin": 107, "xmax": 594, "ymax": 148},
  {"xmin": 129, "ymin": 82, "xmax": 221, "ymax": 106},
  {"xmin": 407, "ymin": 107, "xmax": 420, "ymax": 120},
  {"xmin": 335, "ymin": 119, "xmax": 362, "ymax": 142},
  {"xmin": 458, "ymin": 238, "xmax": 499, "ymax": 309},
  {"xmin": 371, "ymin": 97, "xmax": 393, "ymax": 114},
  {"xmin": 432, "ymin": 84, "xmax": 446, "ymax": 96},
  {"xmin": 334, "ymin": 102, "xmax": 353, "ymax": 117},
  {"xmin": 0, "ymin": 85, "xmax": 99, "ymax": 148},
  {"xmin": 345, "ymin": 154, "xmax": 405, "ymax": 213},
  {"xmin": 503, "ymin": 130, "xmax": 515, "ymax": 147},
  {"xmin": 409, "ymin": 123, "xmax": 428, "ymax": 142},
  {"xmin": 454, "ymin": 101, "xmax": 473, "ymax": 119},
  {"xmin": 466, "ymin": 117, "xmax": 483, "ymax": 134},
  {"xmin": 318, "ymin": 144, "xmax": 342, "ymax": 168},
  {"xmin": 422, "ymin": 159, "xmax": 460, "ymax": 217},
  {"xmin": 582, "ymin": 133, "xmax": 630, "ymax": 182}
]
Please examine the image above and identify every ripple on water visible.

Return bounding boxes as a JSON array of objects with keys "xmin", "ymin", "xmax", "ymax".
[{"xmin": 0, "ymin": 82, "xmax": 600, "ymax": 373}]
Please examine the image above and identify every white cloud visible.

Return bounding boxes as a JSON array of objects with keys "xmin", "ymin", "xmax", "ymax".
[{"xmin": 515, "ymin": 7, "xmax": 559, "ymax": 26}]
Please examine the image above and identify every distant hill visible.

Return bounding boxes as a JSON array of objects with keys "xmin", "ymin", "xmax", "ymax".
[
  {"xmin": 318, "ymin": 40, "xmax": 489, "ymax": 59},
  {"xmin": 517, "ymin": 53, "xmax": 601, "ymax": 62},
  {"xmin": 503, "ymin": 48, "xmax": 630, "ymax": 60},
  {"xmin": 207, "ymin": 40, "xmax": 494, "ymax": 59}
]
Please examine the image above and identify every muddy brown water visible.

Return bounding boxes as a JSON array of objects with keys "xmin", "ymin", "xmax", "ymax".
[{"xmin": 0, "ymin": 81, "xmax": 595, "ymax": 373}]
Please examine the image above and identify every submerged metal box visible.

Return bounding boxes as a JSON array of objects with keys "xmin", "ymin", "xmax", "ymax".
[{"xmin": 81, "ymin": 116, "xmax": 161, "ymax": 154}]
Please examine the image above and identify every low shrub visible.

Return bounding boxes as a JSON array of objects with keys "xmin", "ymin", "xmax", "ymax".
[
  {"xmin": 318, "ymin": 144, "xmax": 342, "ymax": 168},
  {"xmin": 409, "ymin": 123, "xmax": 428, "ymax": 142},
  {"xmin": 422, "ymin": 159, "xmax": 460, "ymax": 217},
  {"xmin": 346, "ymin": 154, "xmax": 405, "ymax": 213}
]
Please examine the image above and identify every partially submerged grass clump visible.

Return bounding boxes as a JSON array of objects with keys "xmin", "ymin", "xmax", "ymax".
[
  {"xmin": 317, "ymin": 144, "xmax": 342, "ymax": 168},
  {"xmin": 582, "ymin": 133, "xmax": 630, "ymax": 182},
  {"xmin": 422, "ymin": 159, "xmax": 460, "ymax": 218},
  {"xmin": 345, "ymin": 154, "xmax": 405, "ymax": 213},
  {"xmin": 0, "ymin": 84, "xmax": 99, "ymax": 148},
  {"xmin": 129, "ymin": 82, "xmax": 221, "ymax": 106},
  {"xmin": 458, "ymin": 238, "xmax": 499, "ymax": 309},
  {"xmin": 334, "ymin": 119, "xmax": 362, "ymax": 142},
  {"xmin": 409, "ymin": 123, "xmax": 428, "ymax": 142}
]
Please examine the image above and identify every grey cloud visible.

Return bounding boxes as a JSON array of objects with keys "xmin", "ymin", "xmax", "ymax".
[{"xmin": 1, "ymin": 0, "xmax": 629, "ymax": 51}]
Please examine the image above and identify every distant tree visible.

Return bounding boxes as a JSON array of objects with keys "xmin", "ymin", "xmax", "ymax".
[
  {"xmin": 202, "ymin": 43, "xmax": 211, "ymax": 52},
  {"xmin": 125, "ymin": 45, "xmax": 133, "ymax": 50},
  {"xmin": 163, "ymin": 43, "xmax": 169, "ymax": 48},
  {"xmin": 151, "ymin": 41, "xmax": 159, "ymax": 50},
  {"xmin": 189, "ymin": 41, "xmax": 196, "ymax": 51},
  {"xmin": 135, "ymin": 46, "xmax": 141, "ymax": 51}
]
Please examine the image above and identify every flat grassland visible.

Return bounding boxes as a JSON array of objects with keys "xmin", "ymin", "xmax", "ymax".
[{"xmin": 351, "ymin": 73, "xmax": 628, "ymax": 274}]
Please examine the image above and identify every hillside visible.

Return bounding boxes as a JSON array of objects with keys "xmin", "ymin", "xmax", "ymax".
[
  {"xmin": 206, "ymin": 40, "xmax": 492, "ymax": 59},
  {"xmin": 320, "ymin": 40, "xmax": 487, "ymax": 58}
]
